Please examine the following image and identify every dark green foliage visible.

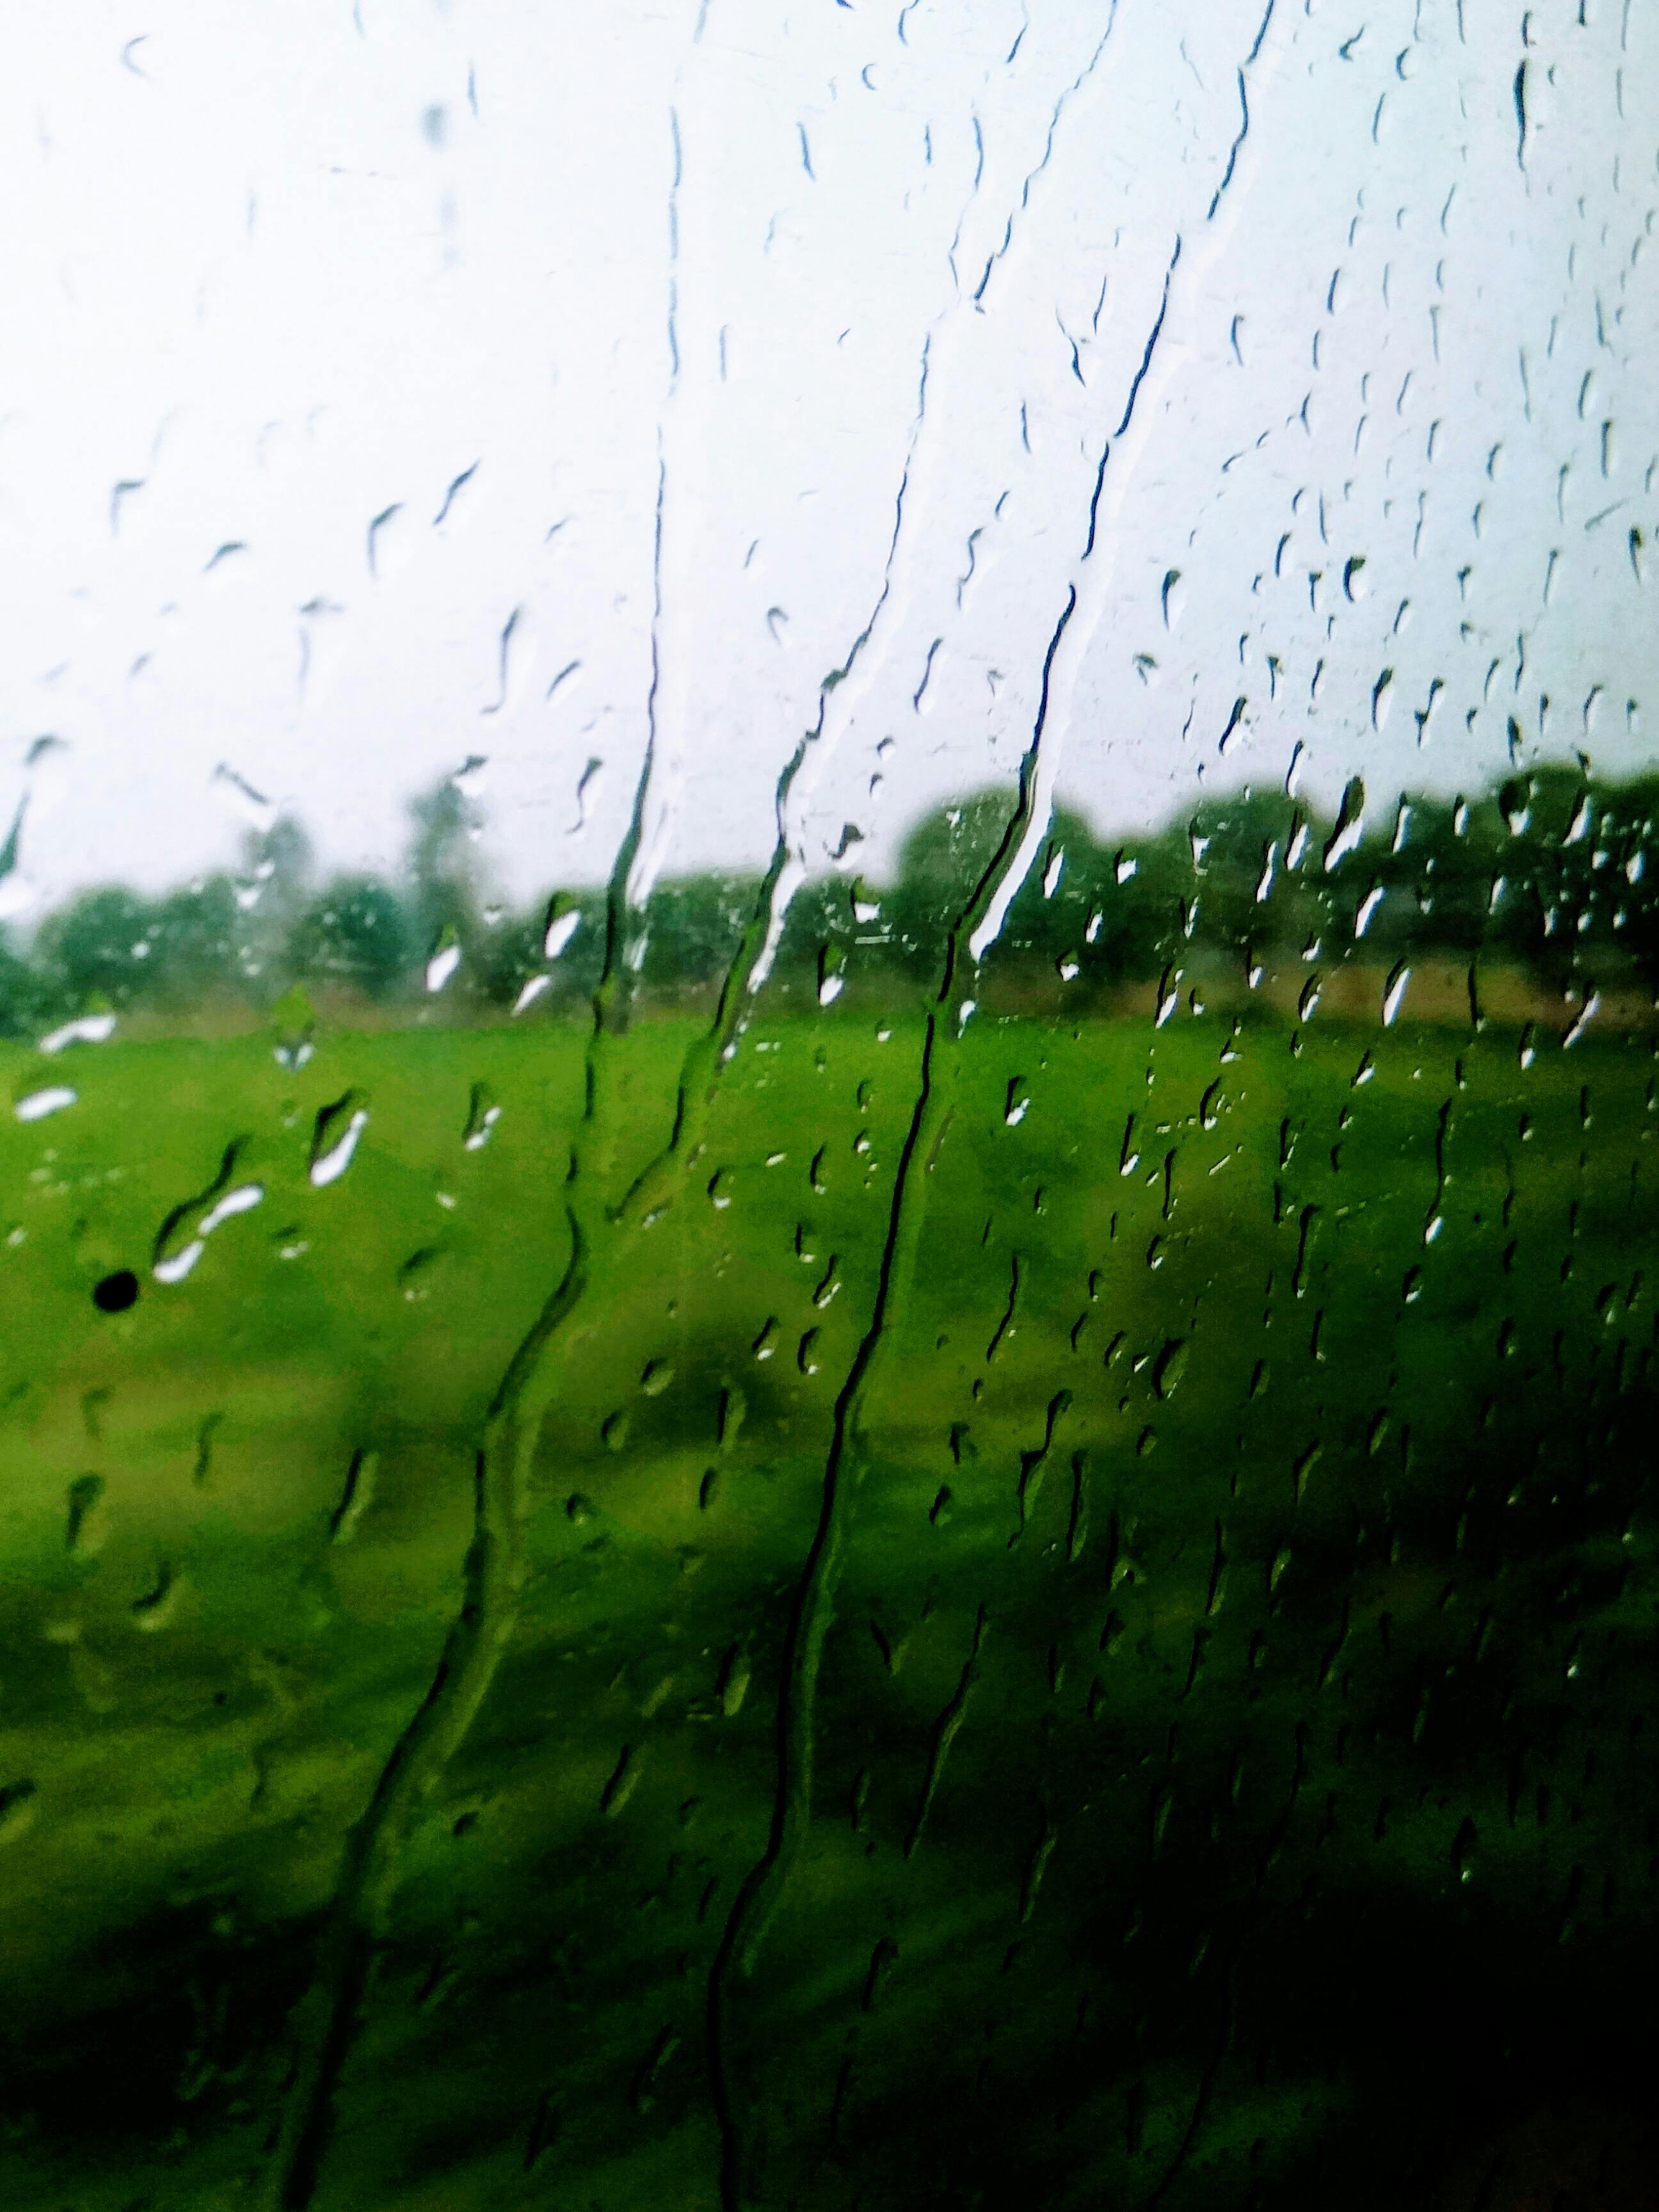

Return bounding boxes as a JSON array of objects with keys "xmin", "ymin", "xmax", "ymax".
[
  {"xmin": 0, "ymin": 933, "xmax": 52, "ymax": 1038},
  {"xmin": 639, "ymin": 874, "xmax": 761, "ymax": 994},
  {"xmin": 33, "ymin": 886, "xmax": 159, "ymax": 1011},
  {"xmin": 4, "ymin": 764, "xmax": 1657, "ymax": 1029},
  {"xmin": 289, "ymin": 874, "xmax": 411, "ymax": 1000},
  {"xmin": 143, "ymin": 876, "xmax": 246, "ymax": 1007}
]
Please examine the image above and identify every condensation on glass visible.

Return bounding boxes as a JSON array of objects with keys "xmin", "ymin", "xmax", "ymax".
[{"xmin": 1, "ymin": 5, "xmax": 1655, "ymax": 2208}]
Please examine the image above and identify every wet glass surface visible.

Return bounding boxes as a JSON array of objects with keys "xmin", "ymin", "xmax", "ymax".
[{"xmin": 2, "ymin": 6, "xmax": 1656, "ymax": 2207}]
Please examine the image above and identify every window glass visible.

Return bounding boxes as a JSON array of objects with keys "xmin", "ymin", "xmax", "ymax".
[{"xmin": 2, "ymin": 6, "xmax": 1655, "ymax": 2207}]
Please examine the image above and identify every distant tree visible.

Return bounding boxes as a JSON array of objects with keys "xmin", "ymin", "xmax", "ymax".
[
  {"xmin": 405, "ymin": 774, "xmax": 487, "ymax": 989},
  {"xmin": 288, "ymin": 875, "xmax": 409, "ymax": 999},
  {"xmin": 470, "ymin": 890, "xmax": 606, "ymax": 1011},
  {"xmin": 1375, "ymin": 792, "xmax": 1507, "ymax": 959},
  {"xmin": 639, "ymin": 874, "xmax": 763, "ymax": 995},
  {"xmin": 0, "ymin": 932, "xmax": 56, "ymax": 1037},
  {"xmin": 1183, "ymin": 787, "xmax": 1340, "ymax": 970},
  {"xmin": 1587, "ymin": 773, "xmax": 1659, "ymax": 998},
  {"xmin": 885, "ymin": 789, "xmax": 1018, "ymax": 970},
  {"xmin": 469, "ymin": 905, "xmax": 549, "ymax": 1010},
  {"xmin": 6, "ymin": 758, "xmax": 1657, "ymax": 1028},
  {"xmin": 236, "ymin": 814, "xmax": 315, "ymax": 991},
  {"xmin": 884, "ymin": 793, "xmax": 1187, "ymax": 996},
  {"xmin": 773, "ymin": 872, "xmax": 862, "ymax": 1000},
  {"xmin": 1048, "ymin": 813, "xmax": 1189, "ymax": 990},
  {"xmin": 145, "ymin": 875, "xmax": 247, "ymax": 1007},
  {"xmin": 35, "ymin": 886, "xmax": 158, "ymax": 1010}
]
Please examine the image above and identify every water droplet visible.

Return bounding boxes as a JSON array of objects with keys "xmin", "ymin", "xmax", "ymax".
[
  {"xmin": 543, "ymin": 900, "xmax": 581, "ymax": 959},
  {"xmin": 270, "ymin": 983, "xmax": 316, "ymax": 1070},
  {"xmin": 426, "ymin": 938, "xmax": 462, "ymax": 993},
  {"xmin": 15, "ymin": 1087, "xmax": 77, "ymax": 1123},
  {"xmin": 1151, "ymin": 1339, "xmax": 1189, "ymax": 1400},
  {"xmin": 463, "ymin": 1083, "xmax": 501, "ymax": 1150},
  {"xmin": 65, "ymin": 1473, "xmax": 108, "ymax": 1553},
  {"xmin": 817, "ymin": 945, "xmax": 846, "ymax": 1006},
  {"xmin": 130, "ymin": 1562, "xmax": 180, "ymax": 1631},
  {"xmin": 600, "ymin": 1744, "xmax": 641, "ymax": 1818},
  {"xmin": 0, "ymin": 1779, "xmax": 38, "ymax": 1844},
  {"xmin": 154, "ymin": 1240, "xmax": 206, "ymax": 1285},
  {"xmin": 36, "ymin": 1013, "xmax": 117, "ymax": 1054},
  {"xmin": 310, "ymin": 1093, "xmax": 369, "ymax": 1187},
  {"xmin": 716, "ymin": 1645, "xmax": 751, "ymax": 1718},
  {"xmin": 399, "ymin": 1246, "xmax": 444, "ymax": 1300},
  {"xmin": 330, "ymin": 1450, "xmax": 378, "ymax": 1544},
  {"xmin": 199, "ymin": 1184, "xmax": 264, "ymax": 1236}
]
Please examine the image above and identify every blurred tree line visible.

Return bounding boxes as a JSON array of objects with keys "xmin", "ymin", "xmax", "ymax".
[{"xmin": 2, "ymin": 759, "xmax": 1656, "ymax": 1036}]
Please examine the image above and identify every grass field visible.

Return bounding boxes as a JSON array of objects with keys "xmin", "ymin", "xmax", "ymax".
[{"xmin": 1, "ymin": 992, "xmax": 1656, "ymax": 2209}]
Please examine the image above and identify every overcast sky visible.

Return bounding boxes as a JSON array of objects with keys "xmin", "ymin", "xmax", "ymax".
[{"xmin": 2, "ymin": 0, "xmax": 1654, "ymax": 924}]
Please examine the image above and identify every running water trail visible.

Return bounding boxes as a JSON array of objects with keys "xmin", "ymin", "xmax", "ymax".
[
  {"xmin": 266, "ymin": 8, "xmax": 1289, "ymax": 2202},
  {"xmin": 706, "ymin": 10, "xmax": 1289, "ymax": 2204}
]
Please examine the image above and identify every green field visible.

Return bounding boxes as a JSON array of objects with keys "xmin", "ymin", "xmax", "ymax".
[{"xmin": 1, "ymin": 995, "xmax": 1655, "ymax": 2209}]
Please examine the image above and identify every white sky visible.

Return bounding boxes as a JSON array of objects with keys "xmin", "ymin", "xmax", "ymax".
[{"xmin": 1, "ymin": 0, "xmax": 1655, "ymax": 920}]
